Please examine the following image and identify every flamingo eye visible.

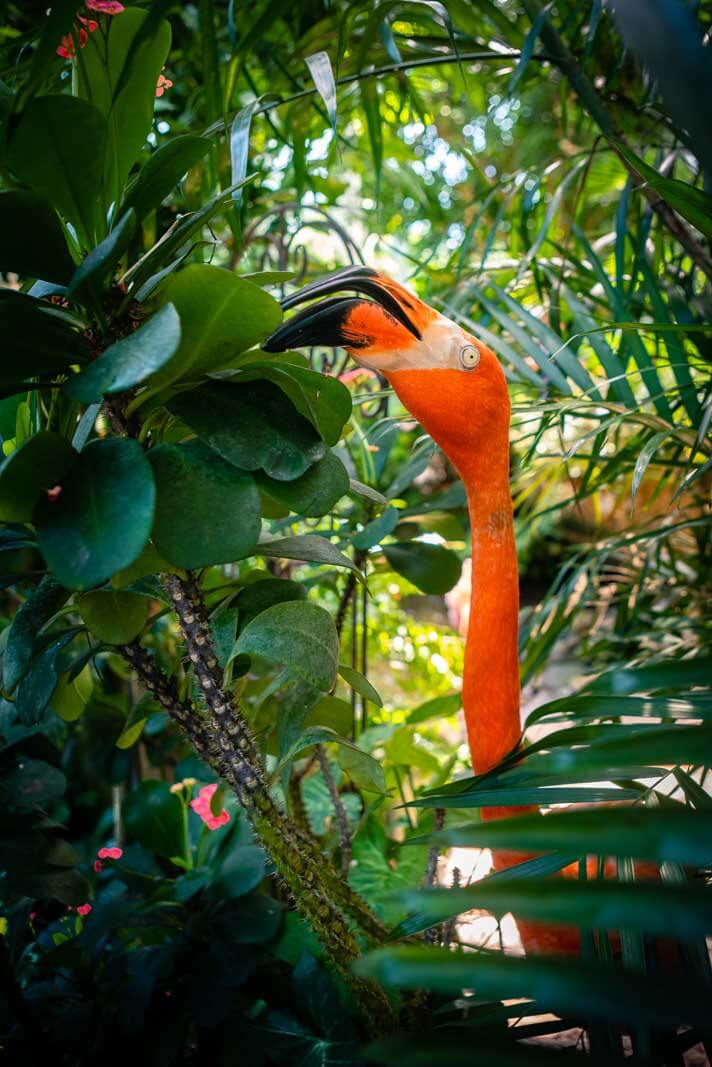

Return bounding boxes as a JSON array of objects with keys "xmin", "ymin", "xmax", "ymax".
[{"xmin": 460, "ymin": 344, "xmax": 480, "ymax": 370}]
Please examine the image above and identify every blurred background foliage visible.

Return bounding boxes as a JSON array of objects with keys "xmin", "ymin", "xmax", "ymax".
[{"xmin": 0, "ymin": 0, "xmax": 710, "ymax": 1064}]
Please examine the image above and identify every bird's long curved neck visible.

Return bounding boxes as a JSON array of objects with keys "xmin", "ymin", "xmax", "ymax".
[
  {"xmin": 386, "ymin": 367, "xmax": 521, "ymax": 786},
  {"xmin": 452, "ymin": 420, "xmax": 521, "ymax": 782}
]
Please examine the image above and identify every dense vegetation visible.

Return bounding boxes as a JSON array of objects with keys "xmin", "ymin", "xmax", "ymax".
[{"xmin": 0, "ymin": 1, "xmax": 710, "ymax": 1063}]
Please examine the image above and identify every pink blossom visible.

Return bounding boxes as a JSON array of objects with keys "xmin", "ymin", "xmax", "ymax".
[
  {"xmin": 155, "ymin": 72, "xmax": 173, "ymax": 98},
  {"xmin": 97, "ymin": 846, "xmax": 123, "ymax": 861},
  {"xmin": 86, "ymin": 0, "xmax": 125, "ymax": 12},
  {"xmin": 78, "ymin": 15, "xmax": 99, "ymax": 32},
  {"xmin": 76, "ymin": 904, "xmax": 92, "ymax": 917},
  {"xmin": 190, "ymin": 784, "xmax": 230, "ymax": 831},
  {"xmin": 93, "ymin": 860, "xmax": 103, "ymax": 873},
  {"xmin": 46, "ymin": 485, "xmax": 62, "ymax": 502}
]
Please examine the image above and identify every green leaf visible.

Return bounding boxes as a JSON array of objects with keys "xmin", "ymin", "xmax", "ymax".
[
  {"xmin": 257, "ymin": 451, "xmax": 349, "ymax": 517},
  {"xmin": 237, "ymin": 577, "xmax": 307, "ymax": 629},
  {"xmin": 234, "ymin": 601, "xmax": 339, "ymax": 692},
  {"xmin": 338, "ymin": 664, "xmax": 383, "ymax": 707},
  {"xmin": 304, "ymin": 695, "xmax": 354, "ymax": 736},
  {"xmin": 616, "ymin": 150, "xmax": 712, "ymax": 241},
  {"xmin": 168, "ymin": 379, "xmax": 325, "ymax": 480},
  {"xmin": 122, "ymin": 780, "xmax": 184, "ymax": 860},
  {"xmin": 355, "ymin": 946, "xmax": 712, "ymax": 1026},
  {"xmin": 406, "ymin": 692, "xmax": 461, "ymax": 725},
  {"xmin": 115, "ymin": 693, "xmax": 157, "ymax": 749},
  {"xmin": 338, "ymin": 740, "xmax": 389, "ymax": 795},
  {"xmin": 121, "ymin": 134, "xmax": 211, "ymax": 223},
  {"xmin": 230, "ymin": 96, "xmax": 269, "ymax": 202},
  {"xmin": 16, "ymin": 629, "xmax": 79, "ymax": 725},
  {"xmin": 0, "ymin": 431, "xmax": 76, "ymax": 523},
  {"xmin": 0, "ymin": 293, "xmax": 89, "ymax": 386},
  {"xmin": 352, "ymin": 505, "xmax": 399, "ymax": 550},
  {"xmin": 78, "ymin": 589, "xmax": 149, "ymax": 645},
  {"xmin": 254, "ymin": 534, "xmax": 364, "ymax": 581},
  {"xmin": 208, "ymin": 845, "xmax": 266, "ymax": 899},
  {"xmin": 383, "ymin": 541, "xmax": 462, "ymax": 595},
  {"xmin": 423, "ymin": 808, "xmax": 712, "ymax": 867},
  {"xmin": 0, "ymin": 190, "xmax": 75, "ymax": 285},
  {"xmin": 151, "ymin": 265, "xmax": 282, "ymax": 389},
  {"xmin": 7, "ymin": 95, "xmax": 107, "ymax": 242},
  {"xmin": 3, "ymin": 577, "xmax": 69, "ymax": 693},
  {"xmin": 394, "ymin": 879, "xmax": 712, "ymax": 941},
  {"xmin": 148, "ymin": 440, "xmax": 261, "ymax": 568},
  {"xmin": 67, "ymin": 208, "xmax": 136, "ymax": 298},
  {"xmin": 585, "ymin": 657, "xmax": 712, "ymax": 696},
  {"xmin": 304, "ymin": 51, "xmax": 337, "ymax": 132},
  {"xmin": 50, "ymin": 665, "xmax": 93, "ymax": 723},
  {"xmin": 35, "ymin": 438, "xmax": 155, "ymax": 590},
  {"xmin": 77, "ymin": 8, "xmax": 171, "ymax": 209},
  {"xmin": 276, "ymin": 724, "xmax": 387, "ymax": 795},
  {"xmin": 234, "ymin": 356, "xmax": 352, "ymax": 446},
  {"xmin": 67, "ymin": 304, "xmax": 181, "ymax": 403}
]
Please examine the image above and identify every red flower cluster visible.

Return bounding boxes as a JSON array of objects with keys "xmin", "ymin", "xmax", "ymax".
[
  {"xmin": 93, "ymin": 844, "xmax": 123, "ymax": 873},
  {"xmin": 57, "ymin": 2, "xmax": 124, "ymax": 59},
  {"xmin": 155, "ymin": 69, "xmax": 173, "ymax": 98},
  {"xmin": 190, "ymin": 784, "xmax": 230, "ymax": 831}
]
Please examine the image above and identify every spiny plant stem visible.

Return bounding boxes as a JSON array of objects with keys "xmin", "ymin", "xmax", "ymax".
[
  {"xmin": 158, "ymin": 572, "xmax": 394, "ymax": 1031},
  {"xmin": 316, "ymin": 743, "xmax": 352, "ymax": 877}
]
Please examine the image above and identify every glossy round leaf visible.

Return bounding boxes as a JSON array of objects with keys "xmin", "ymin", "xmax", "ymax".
[
  {"xmin": 236, "ymin": 356, "xmax": 352, "ymax": 446},
  {"xmin": 35, "ymin": 438, "xmax": 155, "ymax": 590},
  {"xmin": 234, "ymin": 600, "xmax": 339, "ymax": 692},
  {"xmin": 0, "ymin": 294, "xmax": 89, "ymax": 386},
  {"xmin": 148, "ymin": 440, "xmax": 261, "ymax": 568},
  {"xmin": 0, "ymin": 432, "xmax": 76, "ymax": 523},
  {"xmin": 78, "ymin": 589, "xmax": 149, "ymax": 644},
  {"xmin": 236, "ymin": 577, "xmax": 307, "ymax": 630},
  {"xmin": 168, "ymin": 379, "xmax": 325, "ymax": 480},
  {"xmin": 383, "ymin": 541, "xmax": 462, "ymax": 595},
  {"xmin": 257, "ymin": 451, "xmax": 349, "ymax": 516},
  {"xmin": 0, "ymin": 190, "xmax": 75, "ymax": 285},
  {"xmin": 67, "ymin": 303, "xmax": 181, "ymax": 402},
  {"xmin": 152, "ymin": 264, "xmax": 282, "ymax": 387}
]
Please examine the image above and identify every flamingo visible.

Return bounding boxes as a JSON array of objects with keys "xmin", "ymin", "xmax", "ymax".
[{"xmin": 264, "ymin": 266, "xmax": 569, "ymax": 952}]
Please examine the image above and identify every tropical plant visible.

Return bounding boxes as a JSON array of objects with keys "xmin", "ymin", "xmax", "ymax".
[{"xmin": 0, "ymin": 1, "xmax": 710, "ymax": 1064}]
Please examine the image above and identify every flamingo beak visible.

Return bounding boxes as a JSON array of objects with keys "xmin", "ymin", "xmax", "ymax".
[{"xmin": 262, "ymin": 265, "xmax": 422, "ymax": 354}]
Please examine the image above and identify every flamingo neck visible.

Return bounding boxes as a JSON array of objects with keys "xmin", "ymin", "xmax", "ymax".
[{"xmin": 446, "ymin": 428, "xmax": 521, "ymax": 779}]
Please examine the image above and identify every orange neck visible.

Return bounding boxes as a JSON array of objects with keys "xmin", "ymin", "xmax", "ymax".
[
  {"xmin": 385, "ymin": 367, "xmax": 521, "ymax": 780},
  {"xmin": 453, "ymin": 426, "xmax": 521, "ymax": 778}
]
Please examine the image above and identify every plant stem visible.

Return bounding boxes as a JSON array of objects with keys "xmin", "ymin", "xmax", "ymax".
[{"xmin": 316, "ymin": 743, "xmax": 352, "ymax": 877}]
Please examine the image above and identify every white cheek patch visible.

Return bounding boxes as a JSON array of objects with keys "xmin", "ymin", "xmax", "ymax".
[{"xmin": 352, "ymin": 313, "xmax": 470, "ymax": 373}]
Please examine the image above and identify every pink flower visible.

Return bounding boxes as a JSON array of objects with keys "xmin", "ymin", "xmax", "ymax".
[
  {"xmin": 57, "ymin": 2, "xmax": 122, "ymax": 57},
  {"xmin": 76, "ymin": 904, "xmax": 92, "ymax": 917},
  {"xmin": 46, "ymin": 485, "xmax": 62, "ymax": 502},
  {"xmin": 155, "ymin": 71, "xmax": 173, "ymax": 98},
  {"xmin": 93, "ymin": 860, "xmax": 103, "ymax": 873},
  {"xmin": 86, "ymin": 0, "xmax": 125, "ymax": 12},
  {"xmin": 190, "ymin": 784, "xmax": 230, "ymax": 831},
  {"xmin": 97, "ymin": 846, "xmax": 123, "ymax": 861}
]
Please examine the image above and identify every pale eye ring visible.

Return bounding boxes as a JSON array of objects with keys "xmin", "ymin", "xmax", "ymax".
[{"xmin": 460, "ymin": 344, "xmax": 481, "ymax": 370}]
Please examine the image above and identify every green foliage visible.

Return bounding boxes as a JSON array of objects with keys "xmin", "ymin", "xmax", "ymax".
[{"xmin": 0, "ymin": 0, "xmax": 710, "ymax": 1061}]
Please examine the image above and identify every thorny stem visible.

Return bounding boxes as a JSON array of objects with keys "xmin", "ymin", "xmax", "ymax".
[
  {"xmin": 107, "ymin": 402, "xmax": 391, "ymax": 1029},
  {"xmin": 316, "ymin": 743, "xmax": 352, "ymax": 877}
]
